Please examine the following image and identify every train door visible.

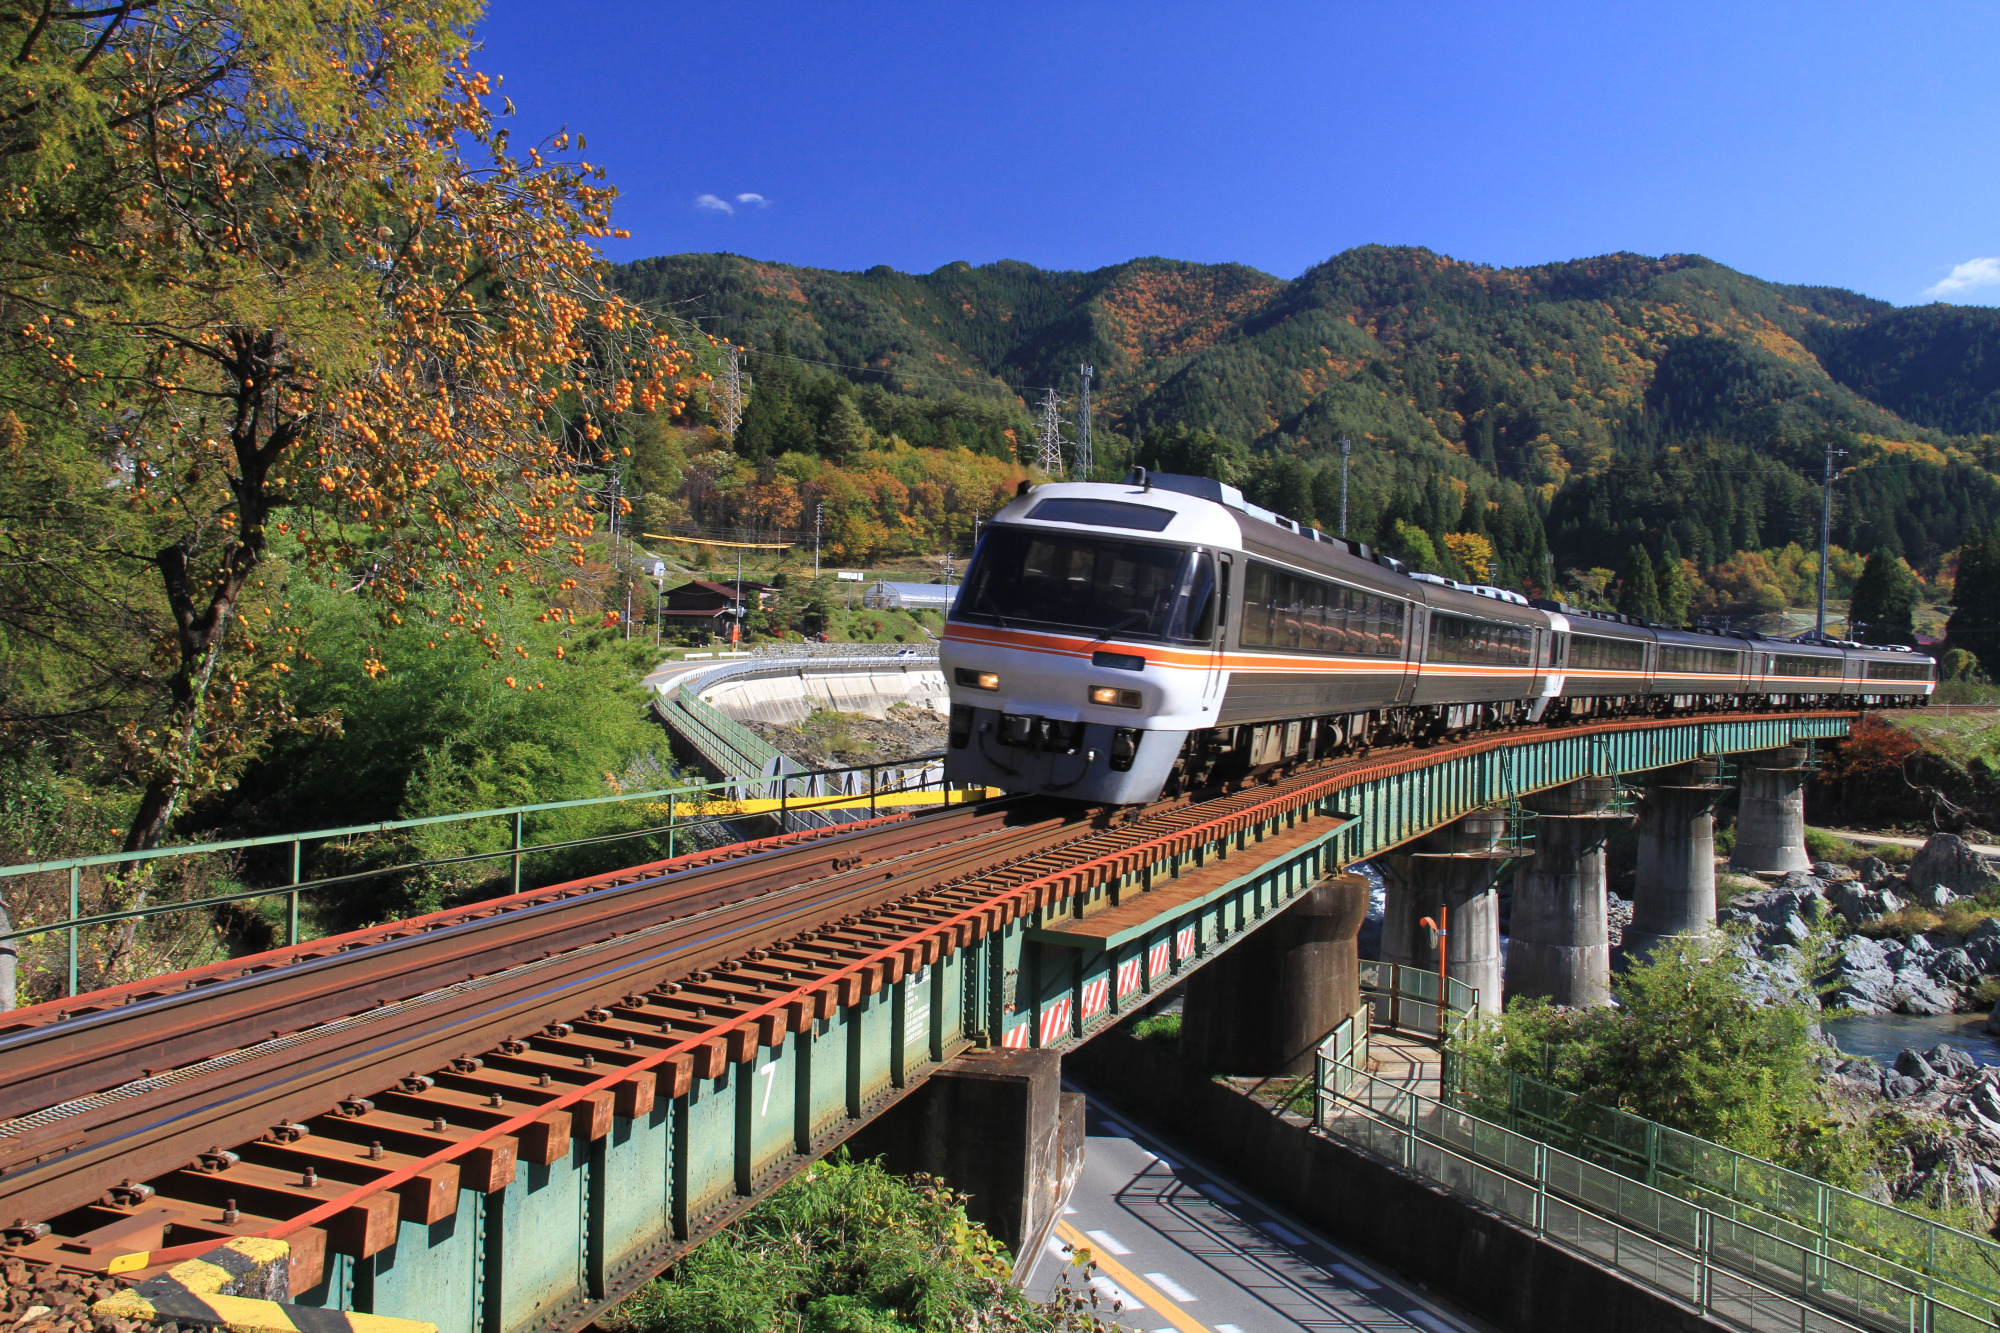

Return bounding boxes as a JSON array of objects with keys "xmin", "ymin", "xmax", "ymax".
[
  {"xmin": 1399, "ymin": 605, "xmax": 1423, "ymax": 704},
  {"xmin": 1205, "ymin": 553, "xmax": 1231, "ymax": 705}
]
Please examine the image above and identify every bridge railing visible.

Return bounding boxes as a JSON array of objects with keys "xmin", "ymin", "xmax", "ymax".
[
  {"xmin": 1359, "ymin": 959, "xmax": 1480, "ymax": 1040},
  {"xmin": 1314, "ymin": 1062, "xmax": 1989, "ymax": 1333},
  {"xmin": 1449, "ymin": 1059, "xmax": 2000, "ymax": 1315},
  {"xmin": 0, "ymin": 756, "xmax": 988, "ymax": 1002}
]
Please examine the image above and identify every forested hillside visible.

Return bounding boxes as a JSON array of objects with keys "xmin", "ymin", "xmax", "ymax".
[{"xmin": 616, "ymin": 246, "xmax": 2000, "ymax": 625}]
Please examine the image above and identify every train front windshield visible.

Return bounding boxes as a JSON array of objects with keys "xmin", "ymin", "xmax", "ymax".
[{"xmin": 954, "ymin": 526, "xmax": 1216, "ymax": 643}]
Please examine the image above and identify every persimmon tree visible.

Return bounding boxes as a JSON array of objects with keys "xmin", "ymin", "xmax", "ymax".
[{"xmin": 0, "ymin": 1, "xmax": 694, "ymax": 850}]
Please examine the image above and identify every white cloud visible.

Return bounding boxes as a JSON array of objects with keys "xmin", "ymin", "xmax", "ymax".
[
  {"xmin": 693, "ymin": 193, "xmax": 733, "ymax": 214},
  {"xmin": 735, "ymin": 193, "xmax": 768, "ymax": 207},
  {"xmin": 1921, "ymin": 257, "xmax": 2000, "ymax": 300}
]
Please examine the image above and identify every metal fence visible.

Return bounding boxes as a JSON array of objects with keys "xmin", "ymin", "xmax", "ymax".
[
  {"xmin": 1452, "ymin": 1062, "xmax": 2000, "ymax": 1315},
  {"xmin": 1315, "ymin": 1060, "xmax": 1993, "ymax": 1333},
  {"xmin": 0, "ymin": 757, "xmax": 986, "ymax": 1000},
  {"xmin": 1359, "ymin": 959, "xmax": 1481, "ymax": 1040}
]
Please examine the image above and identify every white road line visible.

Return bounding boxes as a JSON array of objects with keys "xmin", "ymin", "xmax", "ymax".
[
  {"xmin": 1329, "ymin": 1262, "xmax": 1381, "ymax": 1290},
  {"xmin": 1143, "ymin": 1272, "xmax": 1198, "ymax": 1303},
  {"xmin": 1195, "ymin": 1182, "xmax": 1240, "ymax": 1205},
  {"xmin": 1214, "ymin": 1325, "xmax": 1245, "ymax": 1333},
  {"xmin": 1062, "ymin": 1205, "xmax": 1078, "ymax": 1214},
  {"xmin": 1259, "ymin": 1220, "xmax": 1307, "ymax": 1245},
  {"xmin": 1084, "ymin": 1229, "xmax": 1133, "ymax": 1255},
  {"xmin": 1088, "ymin": 1276, "xmax": 1144, "ymax": 1311}
]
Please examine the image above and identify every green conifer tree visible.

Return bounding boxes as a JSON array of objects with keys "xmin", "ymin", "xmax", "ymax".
[
  {"xmin": 1848, "ymin": 548, "xmax": 1921, "ymax": 646},
  {"xmin": 1655, "ymin": 544, "xmax": 1694, "ymax": 627},
  {"xmin": 1947, "ymin": 524, "xmax": 2000, "ymax": 669},
  {"xmin": 1616, "ymin": 544, "xmax": 1662, "ymax": 621}
]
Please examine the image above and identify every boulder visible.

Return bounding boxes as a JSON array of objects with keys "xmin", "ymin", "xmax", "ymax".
[
  {"xmin": 1910, "ymin": 884, "xmax": 1961, "ymax": 912},
  {"xmin": 1909, "ymin": 834, "xmax": 2000, "ymax": 898},
  {"xmin": 1827, "ymin": 881, "xmax": 1904, "ymax": 927},
  {"xmin": 1854, "ymin": 855, "xmax": 1891, "ymax": 885},
  {"xmin": 1894, "ymin": 972, "xmax": 1961, "ymax": 1015},
  {"xmin": 1719, "ymin": 885, "xmax": 1825, "ymax": 949},
  {"xmin": 1776, "ymin": 869, "xmax": 1827, "ymax": 892},
  {"xmin": 1812, "ymin": 860, "xmax": 1857, "ymax": 882},
  {"xmin": 1927, "ymin": 1043, "xmax": 1979, "ymax": 1079},
  {"xmin": 1932, "ymin": 948, "xmax": 1983, "ymax": 985},
  {"xmin": 1884, "ymin": 1073, "xmax": 1925, "ymax": 1099},
  {"xmin": 1829, "ymin": 936, "xmax": 1899, "ymax": 1011},
  {"xmin": 1986, "ymin": 1005, "xmax": 2000, "ymax": 1038},
  {"xmin": 1895, "ymin": 1048, "xmax": 1939, "ymax": 1081}
]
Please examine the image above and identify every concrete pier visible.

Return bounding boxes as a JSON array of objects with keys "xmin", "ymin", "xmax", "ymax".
[
  {"xmin": 1730, "ymin": 745, "xmax": 1812, "ymax": 875},
  {"xmin": 844, "ymin": 1049, "xmax": 1083, "ymax": 1274},
  {"xmin": 1624, "ymin": 759, "xmax": 1726, "ymax": 960},
  {"xmin": 1379, "ymin": 809, "xmax": 1520, "ymax": 1015},
  {"xmin": 1181, "ymin": 872, "xmax": 1371, "ymax": 1076},
  {"xmin": 1505, "ymin": 778, "xmax": 1629, "ymax": 1007}
]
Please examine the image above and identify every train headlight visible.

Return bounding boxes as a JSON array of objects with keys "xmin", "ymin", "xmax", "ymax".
[
  {"xmin": 1089, "ymin": 685, "xmax": 1143, "ymax": 709},
  {"xmin": 956, "ymin": 668, "xmax": 1000, "ymax": 692}
]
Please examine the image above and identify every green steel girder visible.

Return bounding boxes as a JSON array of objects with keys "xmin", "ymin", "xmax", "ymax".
[{"xmin": 306, "ymin": 712, "xmax": 1851, "ymax": 1332}]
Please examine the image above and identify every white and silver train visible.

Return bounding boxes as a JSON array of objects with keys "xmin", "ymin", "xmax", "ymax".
[{"xmin": 940, "ymin": 471, "xmax": 1935, "ymax": 805}]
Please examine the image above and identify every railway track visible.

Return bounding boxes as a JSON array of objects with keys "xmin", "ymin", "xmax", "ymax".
[
  {"xmin": 0, "ymin": 761, "xmax": 1344, "ymax": 1288},
  {"xmin": 0, "ymin": 708, "xmax": 1860, "ymax": 1299}
]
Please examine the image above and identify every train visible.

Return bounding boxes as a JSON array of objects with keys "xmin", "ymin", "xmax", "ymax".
[{"xmin": 939, "ymin": 470, "xmax": 1935, "ymax": 805}]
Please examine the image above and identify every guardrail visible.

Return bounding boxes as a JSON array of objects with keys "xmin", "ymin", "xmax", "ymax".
[
  {"xmin": 1359, "ymin": 959, "xmax": 1480, "ymax": 1040},
  {"xmin": 1450, "ymin": 1061, "xmax": 2000, "ymax": 1318},
  {"xmin": 1314, "ymin": 1059, "xmax": 1989, "ymax": 1333},
  {"xmin": 0, "ymin": 758, "xmax": 987, "ymax": 1002}
]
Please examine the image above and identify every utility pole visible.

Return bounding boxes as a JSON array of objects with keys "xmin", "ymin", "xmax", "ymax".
[
  {"xmin": 1338, "ymin": 437, "xmax": 1352, "ymax": 538},
  {"xmin": 1076, "ymin": 365, "xmax": 1094, "ymax": 480},
  {"xmin": 717, "ymin": 344, "xmax": 746, "ymax": 439},
  {"xmin": 813, "ymin": 502, "xmax": 823, "ymax": 580},
  {"xmin": 1815, "ymin": 441, "xmax": 1848, "ymax": 640},
  {"xmin": 1036, "ymin": 387, "xmax": 1065, "ymax": 477}
]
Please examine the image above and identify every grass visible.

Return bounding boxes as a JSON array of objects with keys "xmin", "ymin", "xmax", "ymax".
[
  {"xmin": 1717, "ymin": 873, "xmax": 1765, "ymax": 909},
  {"xmin": 1129, "ymin": 1012, "xmax": 1181, "ymax": 1045},
  {"xmin": 1856, "ymin": 900, "xmax": 2000, "ymax": 942}
]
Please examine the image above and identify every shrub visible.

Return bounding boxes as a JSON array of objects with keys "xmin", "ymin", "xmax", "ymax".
[
  {"xmin": 605, "ymin": 1153, "xmax": 1107, "ymax": 1332},
  {"xmin": 1857, "ymin": 907, "xmax": 1945, "ymax": 940}
]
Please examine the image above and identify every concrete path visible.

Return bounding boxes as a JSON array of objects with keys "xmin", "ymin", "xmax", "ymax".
[
  {"xmin": 1020, "ymin": 1086, "xmax": 1492, "ymax": 1333},
  {"xmin": 1812, "ymin": 827, "xmax": 2000, "ymax": 857}
]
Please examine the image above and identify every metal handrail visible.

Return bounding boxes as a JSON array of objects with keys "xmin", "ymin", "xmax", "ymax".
[
  {"xmin": 1449, "ymin": 1061, "xmax": 2000, "ymax": 1308},
  {"xmin": 1316, "ymin": 1061, "xmax": 1991, "ymax": 1333},
  {"xmin": 0, "ymin": 754, "xmax": 981, "ymax": 997}
]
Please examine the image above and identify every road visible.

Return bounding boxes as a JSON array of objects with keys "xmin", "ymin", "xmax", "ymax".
[{"xmin": 1022, "ymin": 1086, "xmax": 1493, "ymax": 1333}]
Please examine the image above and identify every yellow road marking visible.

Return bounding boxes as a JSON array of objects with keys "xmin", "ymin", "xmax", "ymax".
[{"xmin": 1054, "ymin": 1219, "xmax": 1211, "ymax": 1333}]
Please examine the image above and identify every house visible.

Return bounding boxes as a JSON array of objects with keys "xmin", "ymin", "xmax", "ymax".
[{"xmin": 658, "ymin": 579, "xmax": 772, "ymax": 623}]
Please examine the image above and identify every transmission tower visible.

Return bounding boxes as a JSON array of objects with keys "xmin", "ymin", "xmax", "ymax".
[
  {"xmin": 716, "ymin": 345, "xmax": 747, "ymax": 439},
  {"xmin": 1036, "ymin": 387, "xmax": 1066, "ymax": 477},
  {"xmin": 1075, "ymin": 365, "xmax": 1094, "ymax": 480}
]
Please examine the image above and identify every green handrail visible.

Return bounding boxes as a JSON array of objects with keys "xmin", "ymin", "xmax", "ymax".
[{"xmin": 1448, "ymin": 1058, "xmax": 2000, "ymax": 1308}]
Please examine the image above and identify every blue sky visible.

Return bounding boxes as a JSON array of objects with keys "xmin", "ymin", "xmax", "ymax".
[{"xmin": 477, "ymin": 1, "xmax": 2000, "ymax": 305}]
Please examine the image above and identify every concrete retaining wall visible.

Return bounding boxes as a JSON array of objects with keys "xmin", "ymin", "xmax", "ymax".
[
  {"xmin": 1066, "ymin": 1032, "xmax": 1729, "ymax": 1333},
  {"xmin": 698, "ymin": 662, "xmax": 946, "ymax": 726}
]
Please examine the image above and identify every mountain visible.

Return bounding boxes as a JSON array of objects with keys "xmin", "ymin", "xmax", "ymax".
[{"xmin": 612, "ymin": 246, "xmax": 2000, "ymax": 589}]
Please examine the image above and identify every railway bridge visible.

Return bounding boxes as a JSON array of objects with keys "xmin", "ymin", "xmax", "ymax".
[{"xmin": 0, "ymin": 709, "xmax": 1854, "ymax": 1333}]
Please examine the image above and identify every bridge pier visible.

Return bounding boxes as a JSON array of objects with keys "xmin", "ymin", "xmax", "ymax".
[
  {"xmin": 1180, "ymin": 872, "xmax": 1371, "ymax": 1076},
  {"xmin": 844, "ymin": 1049, "xmax": 1083, "ymax": 1274},
  {"xmin": 1729, "ymin": 745, "xmax": 1812, "ymax": 874},
  {"xmin": 1379, "ymin": 810, "xmax": 1517, "ymax": 1015},
  {"xmin": 1624, "ymin": 758, "xmax": 1726, "ymax": 960},
  {"xmin": 1504, "ymin": 778, "xmax": 1628, "ymax": 1007}
]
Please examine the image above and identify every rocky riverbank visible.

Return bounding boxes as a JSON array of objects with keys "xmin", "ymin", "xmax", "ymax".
[{"xmin": 1725, "ymin": 834, "xmax": 2000, "ymax": 1017}]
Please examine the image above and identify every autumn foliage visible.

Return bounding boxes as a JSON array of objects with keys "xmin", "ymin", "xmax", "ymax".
[{"xmin": 0, "ymin": 2, "xmax": 694, "ymax": 848}]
